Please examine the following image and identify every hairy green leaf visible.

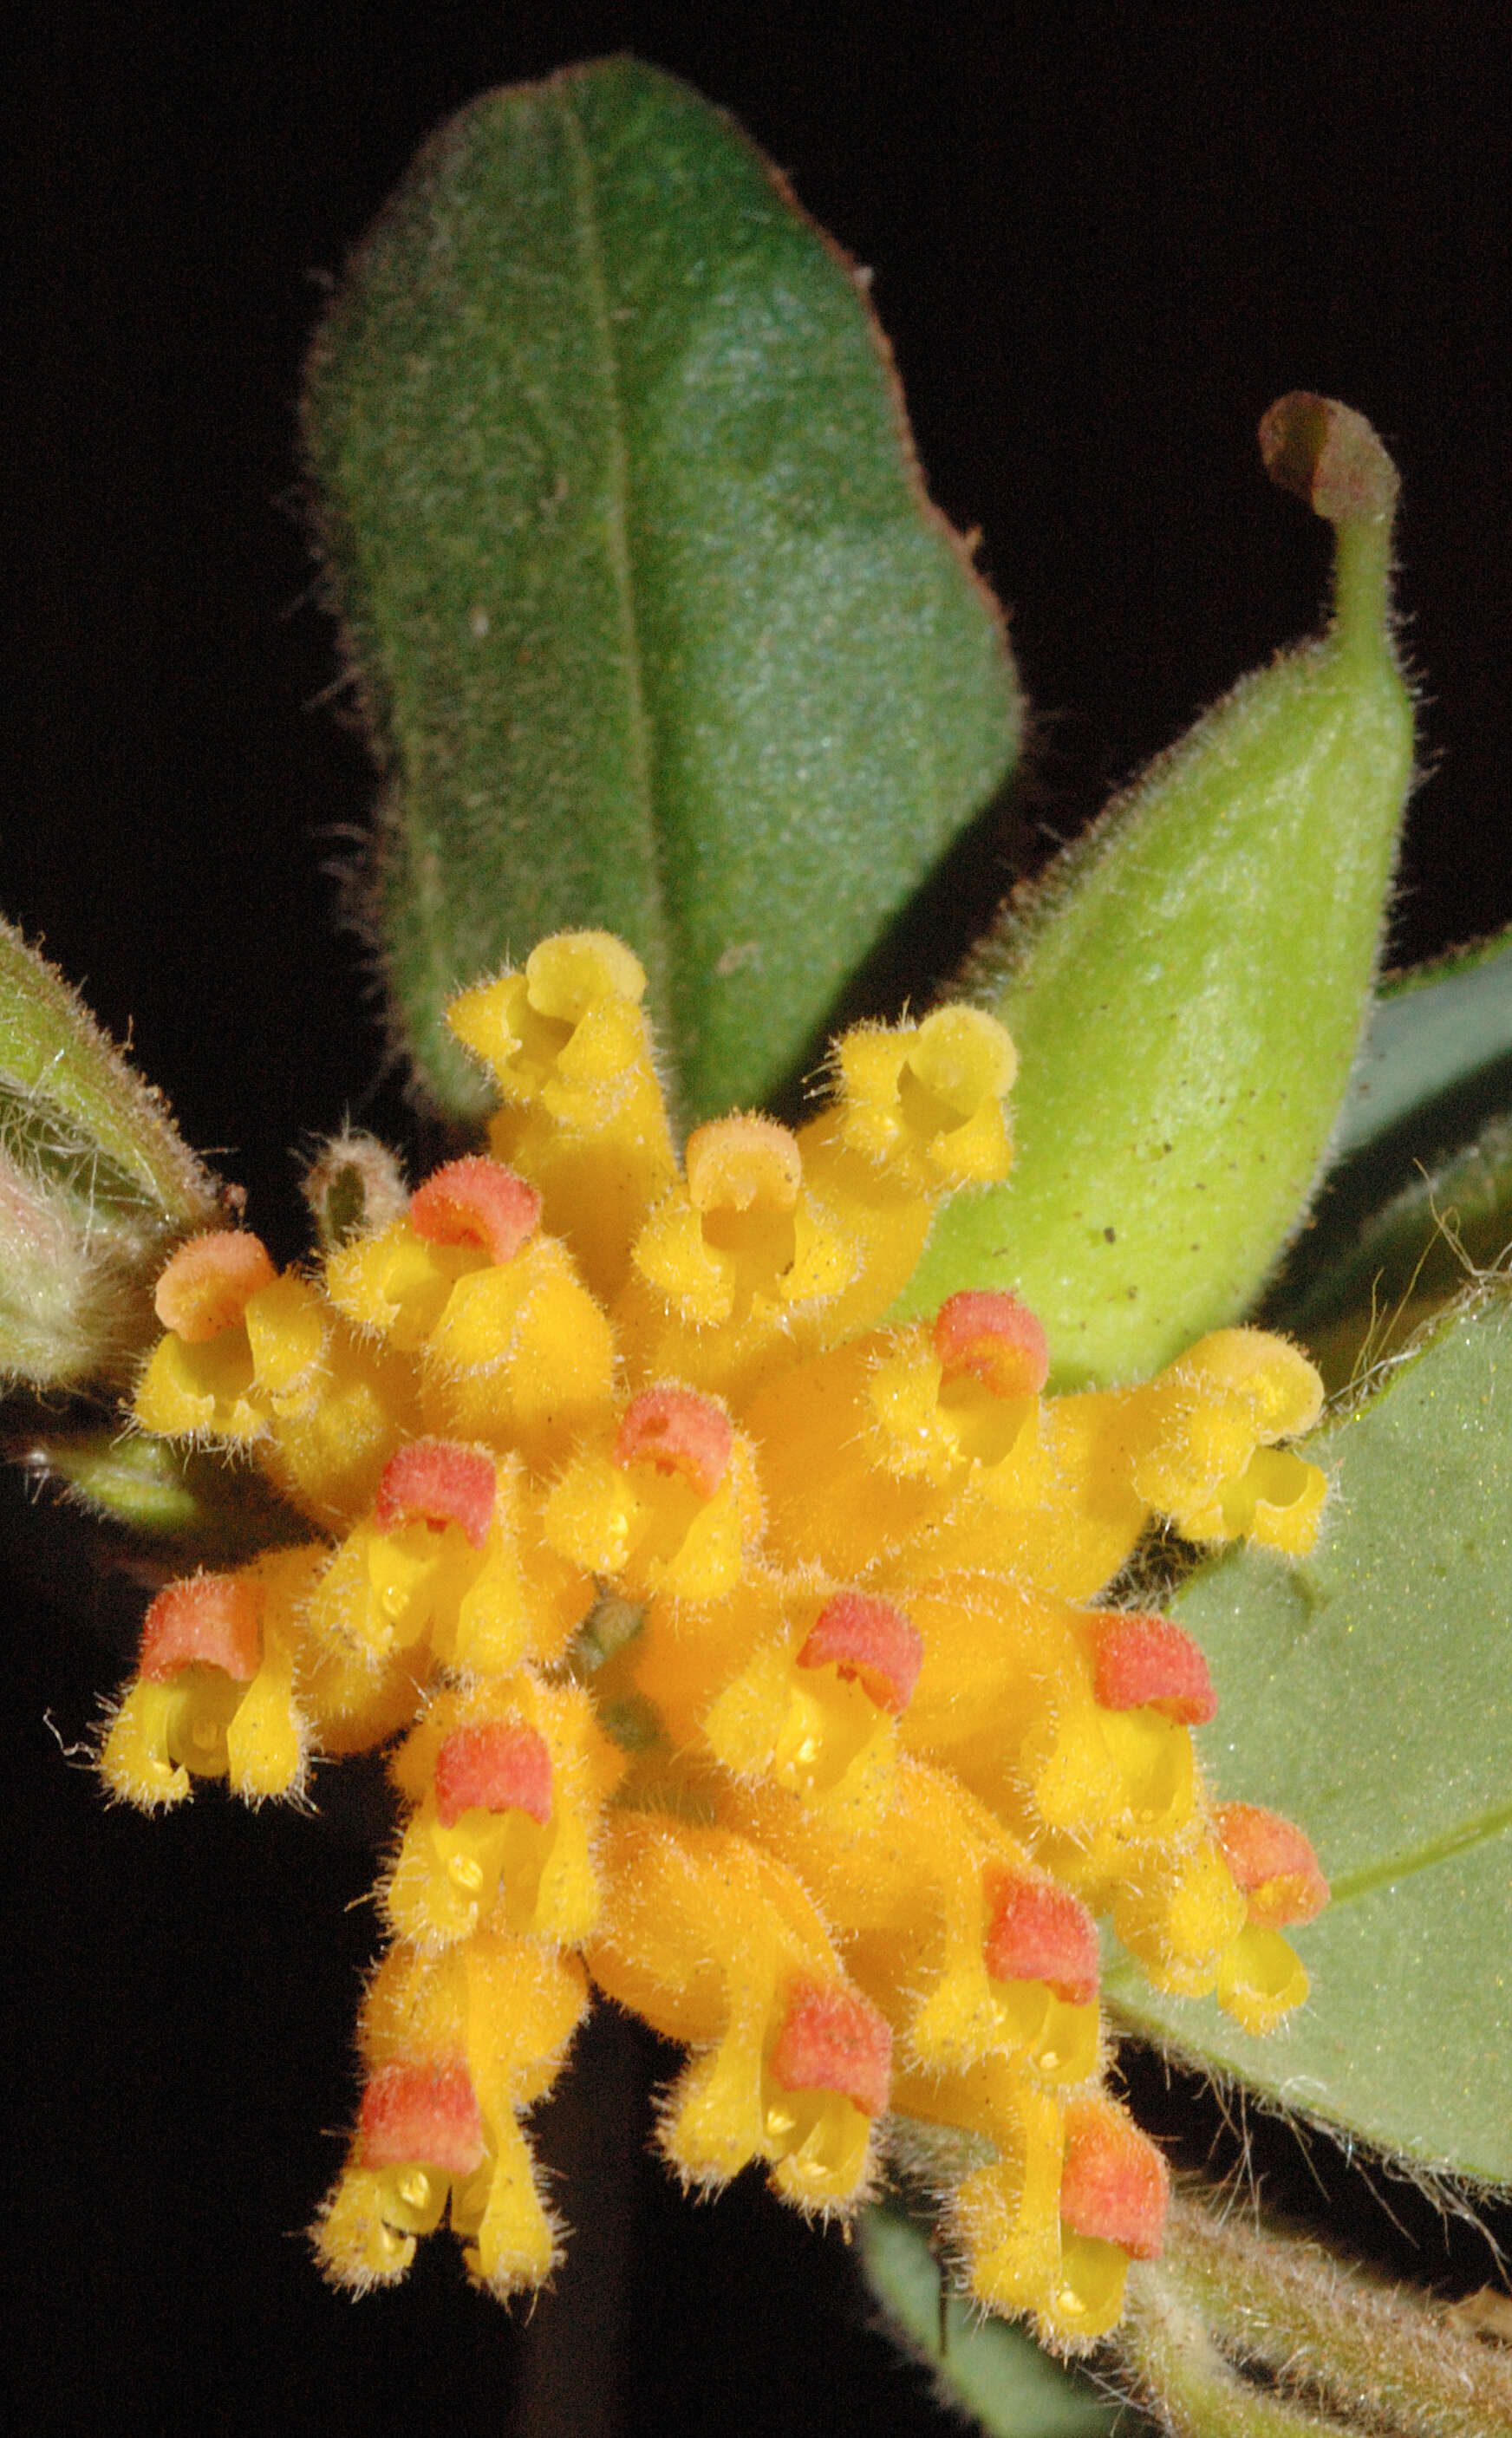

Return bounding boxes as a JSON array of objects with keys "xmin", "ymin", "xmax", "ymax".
[
  {"xmin": 305, "ymin": 57, "xmax": 1020, "ymax": 1125},
  {"xmin": 1106, "ymin": 1291, "xmax": 1512, "ymax": 2182},
  {"xmin": 860, "ymin": 2207, "xmax": 1128, "ymax": 2438}
]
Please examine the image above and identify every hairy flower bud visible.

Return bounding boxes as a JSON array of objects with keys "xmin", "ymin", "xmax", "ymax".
[
  {"xmin": 0, "ymin": 917, "xmax": 218, "ymax": 1389},
  {"xmin": 904, "ymin": 396, "xmax": 1414, "ymax": 1387}
]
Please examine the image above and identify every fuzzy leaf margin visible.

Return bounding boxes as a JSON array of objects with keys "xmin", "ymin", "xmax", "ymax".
[{"xmin": 304, "ymin": 56, "xmax": 1020, "ymax": 1127}]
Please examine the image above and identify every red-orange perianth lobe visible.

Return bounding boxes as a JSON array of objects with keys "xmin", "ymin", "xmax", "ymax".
[
  {"xmin": 433, "ymin": 1722, "xmax": 554, "ymax": 1829},
  {"xmin": 153, "ymin": 1230, "xmax": 277, "ymax": 1342},
  {"xmin": 614, "ymin": 1386, "xmax": 733, "ymax": 1500},
  {"xmin": 768, "ymin": 1978, "xmax": 892, "ymax": 2119},
  {"xmin": 408, "ymin": 1157, "xmax": 542, "ymax": 1265},
  {"xmin": 1059, "ymin": 2097, "xmax": 1170, "ymax": 2260},
  {"xmin": 797, "ymin": 1591, "xmax": 922, "ymax": 1716},
  {"xmin": 357, "ymin": 2060, "xmax": 486, "ymax": 2177},
  {"xmin": 1089, "ymin": 1613, "xmax": 1217, "ymax": 1725},
  {"xmin": 933, "ymin": 1290, "xmax": 1049, "ymax": 1399},
  {"xmin": 1216, "ymin": 1802, "xmax": 1329, "ymax": 1926},
  {"xmin": 139, "ymin": 1573, "xmax": 265, "ymax": 1684},
  {"xmin": 983, "ymin": 1870, "xmax": 1099, "ymax": 2006},
  {"xmin": 374, "ymin": 1438, "xmax": 497, "ymax": 1550}
]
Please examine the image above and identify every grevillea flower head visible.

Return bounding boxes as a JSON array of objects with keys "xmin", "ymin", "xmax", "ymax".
[{"xmin": 101, "ymin": 930, "xmax": 1330, "ymax": 2348}]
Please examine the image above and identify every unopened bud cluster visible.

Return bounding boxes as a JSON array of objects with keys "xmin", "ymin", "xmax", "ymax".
[{"xmin": 101, "ymin": 931, "xmax": 1327, "ymax": 2345}]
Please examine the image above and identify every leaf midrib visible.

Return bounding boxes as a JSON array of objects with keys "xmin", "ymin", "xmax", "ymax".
[
  {"xmin": 557, "ymin": 81, "xmax": 673, "ymax": 1033},
  {"xmin": 1326, "ymin": 1797, "xmax": 1512, "ymax": 1907}
]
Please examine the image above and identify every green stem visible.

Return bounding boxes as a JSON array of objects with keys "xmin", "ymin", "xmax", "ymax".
[
  {"xmin": 1129, "ymin": 2193, "xmax": 1512, "ymax": 2438},
  {"xmin": 1123, "ymin": 2261, "xmax": 1336, "ymax": 2438}
]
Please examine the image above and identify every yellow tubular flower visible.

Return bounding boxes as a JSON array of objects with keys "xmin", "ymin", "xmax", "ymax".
[
  {"xmin": 745, "ymin": 1290, "xmax": 1052, "ymax": 1582},
  {"xmin": 446, "ymin": 931, "xmax": 679, "ymax": 1302},
  {"xmin": 385, "ymin": 1676, "xmax": 622, "ymax": 1948},
  {"xmin": 793, "ymin": 1006, "xmax": 1017, "ymax": 1337},
  {"xmin": 101, "ymin": 1555, "xmax": 314, "ymax": 1807},
  {"xmin": 588, "ymin": 1813, "xmax": 890, "ymax": 2213},
  {"xmin": 109, "ymin": 929, "xmax": 1333, "ymax": 2337},
  {"xmin": 1121, "ymin": 1328, "xmax": 1327, "ymax": 1548},
  {"xmin": 543, "ymin": 1385, "xmax": 762, "ymax": 1601},
  {"xmin": 306, "ymin": 1437, "xmax": 590, "ymax": 1676},
  {"xmin": 897, "ymin": 2058, "xmax": 1067, "ymax": 2318},
  {"xmin": 615, "ymin": 1114, "xmax": 859, "ymax": 1405},
  {"xmin": 134, "ymin": 1228, "xmax": 420, "ymax": 1526},
  {"xmin": 726, "ymin": 1763, "xmax": 1102, "ymax": 2083},
  {"xmin": 326, "ymin": 1155, "xmax": 617, "ymax": 1473},
  {"xmin": 698, "ymin": 1587, "xmax": 922, "ymax": 1828},
  {"xmin": 316, "ymin": 1932, "xmax": 589, "ymax": 2298}
]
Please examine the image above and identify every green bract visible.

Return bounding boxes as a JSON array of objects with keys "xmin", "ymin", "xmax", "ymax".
[
  {"xmin": 304, "ymin": 57, "xmax": 1020, "ymax": 1126},
  {"xmin": 902, "ymin": 398, "xmax": 1415, "ymax": 1389}
]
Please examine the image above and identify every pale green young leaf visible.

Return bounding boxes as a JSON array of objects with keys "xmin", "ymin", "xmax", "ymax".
[
  {"xmin": 1105, "ymin": 1292, "xmax": 1512, "ymax": 2182},
  {"xmin": 305, "ymin": 57, "xmax": 1020, "ymax": 1126}
]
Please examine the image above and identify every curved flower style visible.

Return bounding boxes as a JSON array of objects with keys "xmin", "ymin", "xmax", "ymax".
[{"xmin": 100, "ymin": 929, "xmax": 1329, "ymax": 2349}]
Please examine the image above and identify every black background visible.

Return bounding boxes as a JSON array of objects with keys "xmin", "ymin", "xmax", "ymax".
[{"xmin": 5, "ymin": 6, "xmax": 1512, "ymax": 2433}]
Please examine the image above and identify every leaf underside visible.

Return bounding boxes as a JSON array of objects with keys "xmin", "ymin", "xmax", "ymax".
[
  {"xmin": 305, "ymin": 57, "xmax": 1020, "ymax": 1126},
  {"xmin": 1108, "ymin": 1290, "xmax": 1512, "ymax": 2186}
]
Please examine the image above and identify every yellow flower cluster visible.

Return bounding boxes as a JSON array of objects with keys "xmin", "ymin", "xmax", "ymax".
[{"xmin": 101, "ymin": 931, "xmax": 1329, "ymax": 2347}]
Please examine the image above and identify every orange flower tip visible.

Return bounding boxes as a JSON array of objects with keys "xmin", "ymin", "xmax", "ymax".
[
  {"xmin": 1216, "ymin": 1802, "xmax": 1329, "ymax": 1926},
  {"xmin": 139, "ymin": 1574, "xmax": 264, "ymax": 1684},
  {"xmin": 768, "ymin": 1979, "xmax": 891, "ymax": 2121},
  {"xmin": 374, "ymin": 1438, "xmax": 497, "ymax": 1550},
  {"xmin": 983, "ymin": 1871, "xmax": 1099, "ymax": 2007},
  {"xmin": 408, "ymin": 1157, "xmax": 542, "ymax": 1266},
  {"xmin": 1059, "ymin": 2104, "xmax": 1170, "ymax": 2262},
  {"xmin": 614, "ymin": 1385, "xmax": 733, "ymax": 1500},
  {"xmin": 1090, "ymin": 1613, "xmax": 1216, "ymax": 1726},
  {"xmin": 433, "ymin": 1722, "xmax": 553, "ymax": 1829},
  {"xmin": 153, "ymin": 1230, "xmax": 277, "ymax": 1341},
  {"xmin": 357, "ymin": 2061, "xmax": 486, "ymax": 2179},
  {"xmin": 797, "ymin": 1591, "xmax": 922, "ymax": 1717},
  {"xmin": 933, "ymin": 1290, "xmax": 1048, "ymax": 1399},
  {"xmin": 685, "ymin": 1115, "xmax": 801, "ymax": 1214}
]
